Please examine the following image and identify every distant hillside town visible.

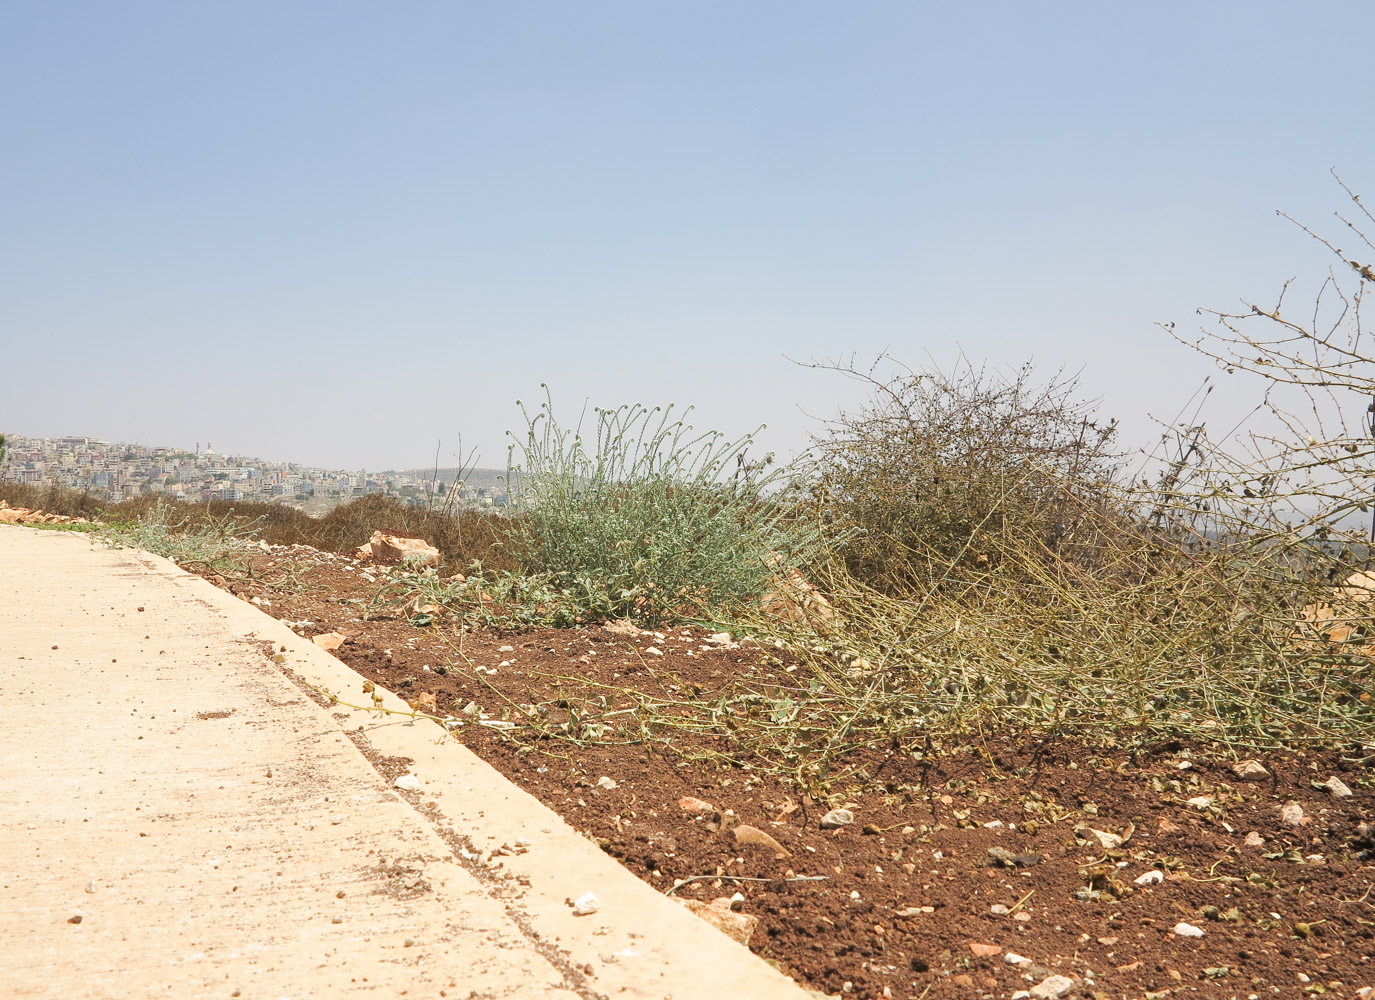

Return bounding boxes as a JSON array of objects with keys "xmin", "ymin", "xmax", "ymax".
[{"xmin": 0, "ymin": 434, "xmax": 507, "ymax": 514}]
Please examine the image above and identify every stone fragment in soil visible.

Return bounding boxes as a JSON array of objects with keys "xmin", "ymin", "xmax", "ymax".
[
  {"xmin": 394, "ymin": 774, "xmax": 421, "ymax": 791},
  {"xmin": 677, "ymin": 897, "xmax": 759, "ymax": 945},
  {"xmin": 312, "ymin": 631, "xmax": 347, "ymax": 651},
  {"xmin": 677, "ymin": 796, "xmax": 715, "ymax": 814},
  {"xmin": 1029, "ymin": 974, "xmax": 1075, "ymax": 999},
  {"xmin": 820, "ymin": 808, "xmax": 855, "ymax": 829},
  {"xmin": 733, "ymin": 824, "xmax": 790, "ymax": 856},
  {"xmin": 595, "ymin": 776, "xmax": 617, "ymax": 790},
  {"xmin": 1232, "ymin": 759, "xmax": 1269, "ymax": 780},
  {"xmin": 1281, "ymin": 801, "xmax": 1308, "ymax": 827},
  {"xmin": 1173, "ymin": 922, "xmax": 1205, "ymax": 937},
  {"xmin": 1323, "ymin": 775, "xmax": 1354, "ymax": 798}
]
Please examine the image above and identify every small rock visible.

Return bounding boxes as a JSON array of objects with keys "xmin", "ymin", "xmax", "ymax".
[
  {"xmin": 1173, "ymin": 922, "xmax": 1205, "ymax": 938},
  {"xmin": 394, "ymin": 775, "xmax": 421, "ymax": 791},
  {"xmin": 1186, "ymin": 795, "xmax": 1213, "ymax": 809},
  {"xmin": 1244, "ymin": 831, "xmax": 1265, "ymax": 848},
  {"xmin": 820, "ymin": 808, "xmax": 855, "ymax": 829},
  {"xmin": 329, "ymin": 814, "xmax": 345, "ymax": 825},
  {"xmin": 644, "ymin": 646, "xmax": 664, "ymax": 656},
  {"xmin": 1280, "ymin": 801, "xmax": 1307, "ymax": 827},
  {"xmin": 677, "ymin": 796, "xmax": 715, "ymax": 814},
  {"xmin": 983, "ymin": 819, "xmax": 1004, "ymax": 829},
  {"xmin": 1013, "ymin": 911, "xmax": 1032, "ymax": 923},
  {"xmin": 403, "ymin": 937, "xmax": 415, "ymax": 947},
  {"xmin": 1011, "ymin": 992, "xmax": 1032, "ymax": 1000},
  {"xmin": 84, "ymin": 882, "xmax": 96, "ymax": 894},
  {"xmin": 312, "ymin": 631, "xmax": 347, "ymax": 651},
  {"xmin": 677, "ymin": 897, "xmax": 759, "ymax": 945},
  {"xmin": 571, "ymin": 891, "xmax": 601, "ymax": 916},
  {"xmin": 595, "ymin": 776, "xmax": 618, "ymax": 791},
  {"xmin": 1005, "ymin": 952, "xmax": 1033, "ymax": 965},
  {"xmin": 67, "ymin": 914, "xmax": 82, "ymax": 925},
  {"xmin": 951, "ymin": 974, "xmax": 975, "ymax": 988},
  {"xmin": 705, "ymin": 632, "xmax": 733, "ymax": 645},
  {"xmin": 1324, "ymin": 776, "xmax": 1354, "ymax": 798},
  {"xmin": 988, "ymin": 846, "xmax": 1019, "ymax": 866},
  {"xmin": 1029, "ymin": 974, "xmax": 1075, "ymax": 999},
  {"xmin": 356, "ymin": 531, "xmax": 440, "ymax": 568},
  {"xmin": 990, "ymin": 904, "xmax": 1010, "ymax": 915},
  {"xmin": 1133, "ymin": 870, "xmax": 1164, "ymax": 886},
  {"xmin": 733, "ymin": 824, "xmax": 790, "ymax": 856},
  {"xmin": 969, "ymin": 942, "xmax": 1002, "ymax": 957},
  {"xmin": 1232, "ymin": 759, "xmax": 1269, "ymax": 780}
]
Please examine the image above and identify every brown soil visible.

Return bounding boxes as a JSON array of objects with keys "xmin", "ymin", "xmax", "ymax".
[{"xmin": 200, "ymin": 543, "xmax": 1374, "ymax": 1000}]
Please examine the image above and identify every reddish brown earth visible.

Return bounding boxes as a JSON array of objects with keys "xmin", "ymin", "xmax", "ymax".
[{"xmin": 193, "ymin": 542, "xmax": 1374, "ymax": 1000}]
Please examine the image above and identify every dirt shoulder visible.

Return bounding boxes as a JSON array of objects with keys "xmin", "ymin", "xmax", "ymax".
[{"xmin": 190, "ymin": 539, "xmax": 1375, "ymax": 1000}]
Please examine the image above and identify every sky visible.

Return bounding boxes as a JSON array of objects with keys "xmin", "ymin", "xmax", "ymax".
[{"xmin": 3, "ymin": 2, "xmax": 1374, "ymax": 473}]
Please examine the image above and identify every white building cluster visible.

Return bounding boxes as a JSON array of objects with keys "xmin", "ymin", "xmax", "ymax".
[{"xmin": 0, "ymin": 434, "xmax": 506, "ymax": 512}]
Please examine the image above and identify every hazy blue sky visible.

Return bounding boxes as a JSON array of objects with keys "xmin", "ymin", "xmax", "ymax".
[{"xmin": 3, "ymin": 2, "xmax": 1373, "ymax": 472}]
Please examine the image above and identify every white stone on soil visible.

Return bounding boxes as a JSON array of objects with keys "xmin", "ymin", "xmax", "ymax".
[{"xmin": 1029, "ymin": 974, "xmax": 1075, "ymax": 999}]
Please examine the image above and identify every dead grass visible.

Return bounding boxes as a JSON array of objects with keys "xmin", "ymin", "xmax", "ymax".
[{"xmin": 0, "ymin": 484, "xmax": 518, "ymax": 575}]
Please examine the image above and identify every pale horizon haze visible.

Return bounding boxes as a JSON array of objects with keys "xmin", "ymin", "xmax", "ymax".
[{"xmin": 4, "ymin": 3, "xmax": 1374, "ymax": 473}]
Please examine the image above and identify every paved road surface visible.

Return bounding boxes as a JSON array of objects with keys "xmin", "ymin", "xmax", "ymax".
[{"xmin": 0, "ymin": 526, "xmax": 811, "ymax": 999}]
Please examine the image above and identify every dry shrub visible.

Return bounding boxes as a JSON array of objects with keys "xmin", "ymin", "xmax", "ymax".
[
  {"xmin": 0, "ymin": 482, "xmax": 107, "ymax": 520},
  {"xmin": 808, "ymin": 357, "xmax": 1128, "ymax": 595},
  {"xmin": 0, "ymin": 482, "xmax": 516, "ymax": 576},
  {"xmin": 729, "ymin": 179, "xmax": 1375, "ymax": 758}
]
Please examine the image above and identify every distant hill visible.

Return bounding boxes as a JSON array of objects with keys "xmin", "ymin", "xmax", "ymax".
[{"xmin": 387, "ymin": 467, "xmax": 507, "ymax": 486}]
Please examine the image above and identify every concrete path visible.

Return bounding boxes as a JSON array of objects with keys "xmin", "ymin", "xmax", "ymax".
[{"xmin": 0, "ymin": 526, "xmax": 811, "ymax": 1000}]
